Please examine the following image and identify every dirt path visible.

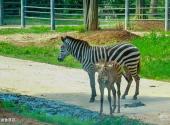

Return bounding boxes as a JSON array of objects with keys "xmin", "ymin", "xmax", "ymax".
[{"xmin": 0, "ymin": 56, "xmax": 170, "ymax": 125}]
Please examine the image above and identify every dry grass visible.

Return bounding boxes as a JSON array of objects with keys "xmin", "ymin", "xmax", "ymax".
[
  {"xmin": 77, "ymin": 30, "xmax": 138, "ymax": 45},
  {"xmin": 0, "ymin": 30, "xmax": 139, "ymax": 47},
  {"xmin": 130, "ymin": 21, "xmax": 164, "ymax": 31}
]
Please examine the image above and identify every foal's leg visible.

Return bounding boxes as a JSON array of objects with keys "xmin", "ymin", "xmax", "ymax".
[
  {"xmin": 88, "ymin": 71, "xmax": 97, "ymax": 102},
  {"xmin": 108, "ymin": 88, "xmax": 112, "ymax": 115},
  {"xmin": 99, "ymin": 86, "xmax": 104, "ymax": 115},
  {"xmin": 116, "ymin": 78, "xmax": 121, "ymax": 113},
  {"xmin": 111, "ymin": 85, "xmax": 116, "ymax": 113}
]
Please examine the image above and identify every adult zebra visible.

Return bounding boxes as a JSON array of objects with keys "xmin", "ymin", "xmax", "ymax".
[{"xmin": 58, "ymin": 36, "xmax": 140, "ymax": 102}]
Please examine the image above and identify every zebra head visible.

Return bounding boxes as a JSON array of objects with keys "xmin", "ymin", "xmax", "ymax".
[
  {"xmin": 97, "ymin": 64, "xmax": 110, "ymax": 85},
  {"xmin": 58, "ymin": 36, "xmax": 70, "ymax": 62}
]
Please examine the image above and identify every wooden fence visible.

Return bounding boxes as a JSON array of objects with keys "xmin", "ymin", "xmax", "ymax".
[{"xmin": 0, "ymin": 0, "xmax": 170, "ymax": 31}]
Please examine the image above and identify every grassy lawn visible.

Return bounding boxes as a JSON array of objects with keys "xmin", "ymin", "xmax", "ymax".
[
  {"xmin": 0, "ymin": 100, "xmax": 147, "ymax": 125},
  {"xmin": 133, "ymin": 33, "xmax": 170, "ymax": 81},
  {"xmin": 0, "ymin": 42, "xmax": 81, "ymax": 68},
  {"xmin": 0, "ymin": 26, "xmax": 85, "ymax": 35}
]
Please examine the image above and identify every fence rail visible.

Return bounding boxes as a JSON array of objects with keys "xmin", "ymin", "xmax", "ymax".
[{"xmin": 1, "ymin": 0, "xmax": 170, "ymax": 31}]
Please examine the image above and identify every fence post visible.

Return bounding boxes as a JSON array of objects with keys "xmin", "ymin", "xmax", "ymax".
[
  {"xmin": 125, "ymin": 0, "xmax": 129, "ymax": 30},
  {"xmin": 165, "ymin": 0, "xmax": 170, "ymax": 31},
  {"xmin": 21, "ymin": 0, "xmax": 25, "ymax": 28},
  {"xmin": 50, "ymin": 0, "xmax": 55, "ymax": 30},
  {"xmin": 0, "ymin": 0, "xmax": 3, "ymax": 25}
]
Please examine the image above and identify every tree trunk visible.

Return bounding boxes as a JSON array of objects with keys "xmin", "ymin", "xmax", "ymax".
[
  {"xmin": 135, "ymin": 0, "xmax": 144, "ymax": 19},
  {"xmin": 150, "ymin": 0, "xmax": 158, "ymax": 18},
  {"xmin": 83, "ymin": 0, "xmax": 98, "ymax": 31},
  {"xmin": 83, "ymin": 0, "xmax": 90, "ymax": 30}
]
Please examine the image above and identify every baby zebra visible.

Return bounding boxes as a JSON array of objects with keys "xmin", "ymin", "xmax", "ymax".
[{"xmin": 96, "ymin": 62, "xmax": 122, "ymax": 115}]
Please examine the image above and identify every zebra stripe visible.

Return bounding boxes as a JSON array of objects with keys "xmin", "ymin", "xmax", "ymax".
[
  {"xmin": 59, "ymin": 36, "xmax": 141, "ymax": 101},
  {"xmin": 60, "ymin": 36, "xmax": 140, "ymax": 77}
]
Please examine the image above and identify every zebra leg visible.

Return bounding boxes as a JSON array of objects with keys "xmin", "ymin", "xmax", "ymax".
[
  {"xmin": 111, "ymin": 85, "xmax": 116, "ymax": 113},
  {"xmin": 99, "ymin": 86, "xmax": 104, "ymax": 115},
  {"xmin": 88, "ymin": 72, "xmax": 97, "ymax": 103},
  {"xmin": 133, "ymin": 75, "xmax": 140, "ymax": 100},
  {"xmin": 122, "ymin": 73, "xmax": 133, "ymax": 99}
]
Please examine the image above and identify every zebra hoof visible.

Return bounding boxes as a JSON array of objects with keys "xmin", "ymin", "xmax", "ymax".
[
  {"xmin": 133, "ymin": 96, "xmax": 137, "ymax": 100},
  {"xmin": 89, "ymin": 97, "xmax": 95, "ymax": 103}
]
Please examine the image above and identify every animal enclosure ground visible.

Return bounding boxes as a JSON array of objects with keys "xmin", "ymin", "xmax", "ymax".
[{"xmin": 0, "ymin": 56, "xmax": 170, "ymax": 125}]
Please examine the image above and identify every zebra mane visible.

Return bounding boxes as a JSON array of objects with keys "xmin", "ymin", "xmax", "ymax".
[{"xmin": 65, "ymin": 36, "xmax": 90, "ymax": 46}]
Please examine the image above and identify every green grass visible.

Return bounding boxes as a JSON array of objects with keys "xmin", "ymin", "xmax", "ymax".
[
  {"xmin": 1, "ymin": 100, "xmax": 147, "ymax": 125},
  {"xmin": 0, "ymin": 32, "xmax": 169, "ymax": 81},
  {"xmin": 0, "ymin": 42, "xmax": 81, "ymax": 68},
  {"xmin": 132, "ymin": 32, "xmax": 170, "ymax": 81},
  {"xmin": 0, "ymin": 25, "xmax": 85, "ymax": 35}
]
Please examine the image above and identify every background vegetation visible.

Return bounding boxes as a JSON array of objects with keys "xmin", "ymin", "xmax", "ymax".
[{"xmin": 3, "ymin": 0, "xmax": 165, "ymax": 31}]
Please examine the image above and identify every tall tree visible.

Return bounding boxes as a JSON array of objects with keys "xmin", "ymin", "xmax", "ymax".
[
  {"xmin": 135, "ymin": 0, "xmax": 145, "ymax": 19},
  {"xmin": 83, "ymin": 0, "xmax": 98, "ymax": 31},
  {"xmin": 149, "ymin": 0, "xmax": 158, "ymax": 18}
]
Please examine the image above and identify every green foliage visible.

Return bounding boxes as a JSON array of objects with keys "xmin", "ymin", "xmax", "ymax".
[
  {"xmin": 0, "ymin": 26, "xmax": 49, "ymax": 35},
  {"xmin": 132, "ymin": 32, "xmax": 170, "ymax": 81}
]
